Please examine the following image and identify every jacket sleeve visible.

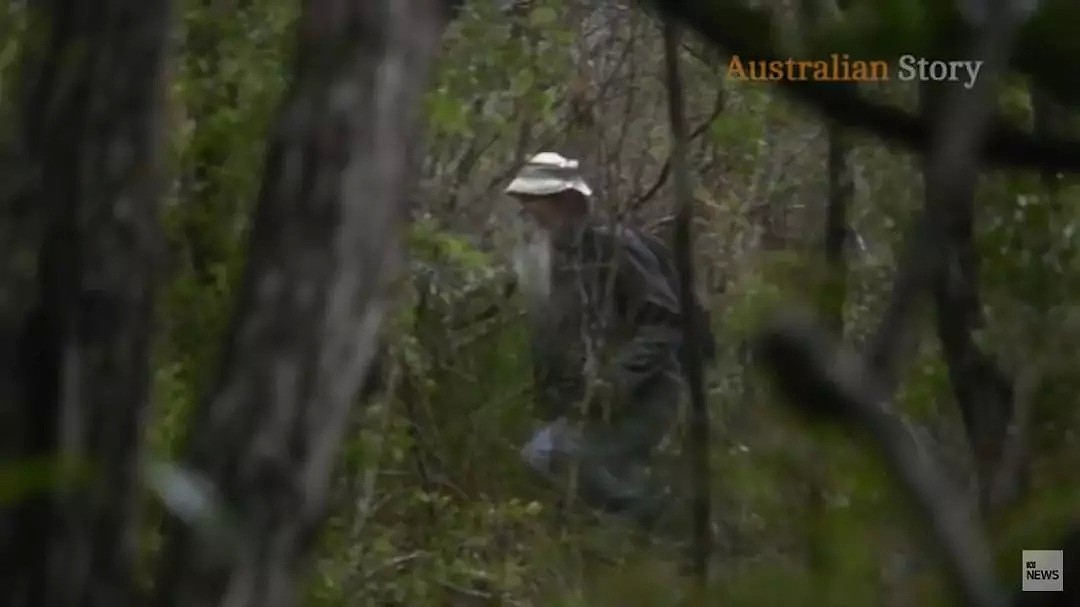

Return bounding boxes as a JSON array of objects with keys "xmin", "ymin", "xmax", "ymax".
[{"xmin": 531, "ymin": 341, "xmax": 584, "ymax": 421}]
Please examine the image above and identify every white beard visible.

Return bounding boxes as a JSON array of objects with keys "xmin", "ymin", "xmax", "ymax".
[{"xmin": 512, "ymin": 222, "xmax": 552, "ymax": 307}]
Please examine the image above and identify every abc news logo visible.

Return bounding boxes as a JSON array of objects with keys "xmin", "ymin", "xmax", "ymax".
[
  {"xmin": 1022, "ymin": 550, "xmax": 1064, "ymax": 592},
  {"xmin": 1026, "ymin": 561, "xmax": 1060, "ymax": 580}
]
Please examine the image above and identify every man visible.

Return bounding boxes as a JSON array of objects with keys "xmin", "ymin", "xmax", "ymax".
[{"xmin": 507, "ymin": 151, "xmax": 698, "ymax": 528}]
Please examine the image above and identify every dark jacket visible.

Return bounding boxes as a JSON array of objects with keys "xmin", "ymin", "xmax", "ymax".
[
  {"xmin": 528, "ymin": 218, "xmax": 688, "ymax": 422},
  {"xmin": 634, "ymin": 227, "xmax": 717, "ymax": 365}
]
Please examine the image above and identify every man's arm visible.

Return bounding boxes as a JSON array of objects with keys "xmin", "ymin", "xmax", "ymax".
[{"xmin": 532, "ymin": 345, "xmax": 584, "ymax": 421}]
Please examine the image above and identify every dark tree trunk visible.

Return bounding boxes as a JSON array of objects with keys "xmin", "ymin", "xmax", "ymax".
[
  {"xmin": 931, "ymin": 197, "xmax": 1014, "ymax": 517},
  {"xmin": 919, "ymin": 75, "xmax": 1014, "ymax": 519},
  {"xmin": 0, "ymin": 1, "xmax": 172, "ymax": 605},
  {"xmin": 663, "ymin": 19, "xmax": 712, "ymax": 589},
  {"xmin": 155, "ymin": 2, "xmax": 451, "ymax": 605}
]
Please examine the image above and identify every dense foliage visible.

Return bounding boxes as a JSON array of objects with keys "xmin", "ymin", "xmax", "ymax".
[{"xmin": 159, "ymin": 1, "xmax": 1080, "ymax": 605}]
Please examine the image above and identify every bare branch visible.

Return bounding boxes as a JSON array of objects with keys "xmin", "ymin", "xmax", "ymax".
[
  {"xmin": 628, "ymin": 88, "xmax": 725, "ymax": 212},
  {"xmin": 663, "ymin": 18, "xmax": 712, "ymax": 587}
]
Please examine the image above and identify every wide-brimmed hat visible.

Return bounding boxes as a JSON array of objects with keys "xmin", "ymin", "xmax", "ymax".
[{"xmin": 505, "ymin": 152, "xmax": 593, "ymax": 198}]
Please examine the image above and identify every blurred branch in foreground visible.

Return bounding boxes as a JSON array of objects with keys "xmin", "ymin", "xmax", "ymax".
[{"xmin": 749, "ymin": 1, "xmax": 1041, "ymax": 606}]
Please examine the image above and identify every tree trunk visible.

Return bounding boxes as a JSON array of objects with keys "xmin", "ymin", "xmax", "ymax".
[
  {"xmin": 663, "ymin": 19, "xmax": 712, "ymax": 589},
  {"xmin": 155, "ymin": 2, "xmax": 451, "ymax": 605},
  {"xmin": 919, "ymin": 75, "xmax": 1014, "ymax": 519},
  {"xmin": 0, "ymin": 1, "xmax": 172, "ymax": 605}
]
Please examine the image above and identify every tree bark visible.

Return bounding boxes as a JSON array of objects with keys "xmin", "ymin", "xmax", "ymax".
[
  {"xmin": 823, "ymin": 120, "xmax": 851, "ymax": 334},
  {"xmin": 0, "ymin": 1, "xmax": 172, "ymax": 605},
  {"xmin": 919, "ymin": 76, "xmax": 1015, "ymax": 519},
  {"xmin": 663, "ymin": 19, "xmax": 712, "ymax": 589},
  {"xmin": 155, "ymin": 2, "xmax": 450, "ymax": 606}
]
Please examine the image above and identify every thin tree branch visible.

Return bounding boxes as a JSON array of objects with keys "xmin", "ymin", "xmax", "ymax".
[
  {"xmin": 481, "ymin": 34, "xmax": 635, "ymax": 197},
  {"xmin": 628, "ymin": 88, "xmax": 725, "ymax": 212},
  {"xmin": 663, "ymin": 19, "xmax": 712, "ymax": 588}
]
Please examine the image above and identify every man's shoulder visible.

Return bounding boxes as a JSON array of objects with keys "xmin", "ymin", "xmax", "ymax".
[
  {"xmin": 576, "ymin": 219, "xmax": 678, "ymax": 286},
  {"xmin": 580, "ymin": 217, "xmax": 656, "ymax": 252},
  {"xmin": 605, "ymin": 223, "xmax": 675, "ymax": 271}
]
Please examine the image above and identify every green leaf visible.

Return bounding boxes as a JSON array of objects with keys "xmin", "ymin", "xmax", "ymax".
[
  {"xmin": 0, "ymin": 457, "xmax": 93, "ymax": 504},
  {"xmin": 511, "ymin": 70, "xmax": 534, "ymax": 96},
  {"xmin": 529, "ymin": 7, "xmax": 558, "ymax": 27}
]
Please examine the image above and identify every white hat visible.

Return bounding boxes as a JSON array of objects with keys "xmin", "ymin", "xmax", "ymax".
[{"xmin": 505, "ymin": 152, "xmax": 593, "ymax": 197}]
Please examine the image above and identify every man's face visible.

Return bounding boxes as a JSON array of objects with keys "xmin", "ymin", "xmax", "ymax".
[
  {"xmin": 514, "ymin": 189, "xmax": 590, "ymax": 231},
  {"xmin": 514, "ymin": 192, "xmax": 566, "ymax": 231}
]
